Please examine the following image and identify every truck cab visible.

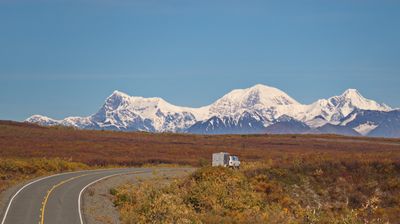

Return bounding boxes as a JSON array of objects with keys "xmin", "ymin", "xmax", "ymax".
[{"xmin": 228, "ymin": 155, "xmax": 240, "ymax": 168}]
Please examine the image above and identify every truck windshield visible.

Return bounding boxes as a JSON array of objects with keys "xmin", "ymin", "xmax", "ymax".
[{"xmin": 231, "ymin": 156, "xmax": 238, "ymax": 161}]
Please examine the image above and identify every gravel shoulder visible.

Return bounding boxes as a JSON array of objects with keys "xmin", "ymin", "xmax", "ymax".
[{"xmin": 82, "ymin": 167, "xmax": 195, "ymax": 224}]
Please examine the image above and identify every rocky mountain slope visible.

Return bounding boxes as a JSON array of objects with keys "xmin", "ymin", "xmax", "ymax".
[{"xmin": 26, "ymin": 84, "xmax": 399, "ymax": 137}]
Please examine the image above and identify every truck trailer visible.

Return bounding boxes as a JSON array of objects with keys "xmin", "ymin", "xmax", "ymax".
[{"xmin": 212, "ymin": 152, "xmax": 240, "ymax": 168}]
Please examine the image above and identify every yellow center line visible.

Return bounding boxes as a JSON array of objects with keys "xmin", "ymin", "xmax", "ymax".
[{"xmin": 39, "ymin": 174, "xmax": 90, "ymax": 224}]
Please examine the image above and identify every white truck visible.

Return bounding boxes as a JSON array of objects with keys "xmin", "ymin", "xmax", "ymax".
[{"xmin": 212, "ymin": 152, "xmax": 240, "ymax": 168}]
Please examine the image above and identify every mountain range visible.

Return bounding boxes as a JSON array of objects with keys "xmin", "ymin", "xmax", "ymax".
[{"xmin": 26, "ymin": 84, "xmax": 400, "ymax": 138}]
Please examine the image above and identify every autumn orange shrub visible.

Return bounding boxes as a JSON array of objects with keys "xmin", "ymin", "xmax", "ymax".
[
  {"xmin": 1, "ymin": 120, "xmax": 400, "ymax": 167},
  {"xmin": 0, "ymin": 158, "xmax": 88, "ymax": 193},
  {"xmin": 113, "ymin": 160, "xmax": 400, "ymax": 224}
]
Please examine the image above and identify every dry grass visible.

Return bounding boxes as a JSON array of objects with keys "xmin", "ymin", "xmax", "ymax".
[
  {"xmin": 1, "ymin": 120, "xmax": 400, "ymax": 222},
  {"xmin": 0, "ymin": 157, "xmax": 88, "ymax": 193},
  {"xmin": 113, "ymin": 161, "xmax": 400, "ymax": 224},
  {"xmin": 0, "ymin": 120, "xmax": 399, "ymax": 167}
]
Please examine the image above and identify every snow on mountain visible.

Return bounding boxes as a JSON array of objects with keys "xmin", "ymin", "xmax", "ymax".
[
  {"xmin": 295, "ymin": 89, "xmax": 391, "ymax": 123},
  {"xmin": 305, "ymin": 115, "xmax": 329, "ymax": 128},
  {"xmin": 339, "ymin": 109, "xmax": 400, "ymax": 137},
  {"xmin": 89, "ymin": 90, "xmax": 205, "ymax": 132},
  {"xmin": 26, "ymin": 90, "xmax": 208, "ymax": 132},
  {"xmin": 368, "ymin": 111, "xmax": 400, "ymax": 138},
  {"xmin": 265, "ymin": 115, "xmax": 311, "ymax": 134},
  {"xmin": 25, "ymin": 115, "xmax": 60, "ymax": 126},
  {"xmin": 208, "ymin": 84, "xmax": 302, "ymax": 125},
  {"xmin": 354, "ymin": 122, "xmax": 379, "ymax": 135},
  {"xmin": 339, "ymin": 89, "xmax": 390, "ymax": 111},
  {"xmin": 326, "ymin": 89, "xmax": 390, "ymax": 119},
  {"xmin": 25, "ymin": 84, "xmax": 396, "ymax": 137},
  {"xmin": 205, "ymin": 85, "xmax": 391, "ymax": 126},
  {"xmin": 187, "ymin": 111, "xmax": 266, "ymax": 134}
]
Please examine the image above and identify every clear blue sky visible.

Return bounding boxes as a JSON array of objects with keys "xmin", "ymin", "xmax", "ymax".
[{"xmin": 0, "ymin": 0, "xmax": 399, "ymax": 121}]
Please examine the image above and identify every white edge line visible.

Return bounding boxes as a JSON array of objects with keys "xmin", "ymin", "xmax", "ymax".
[
  {"xmin": 78, "ymin": 171, "xmax": 147, "ymax": 224},
  {"xmin": 0, "ymin": 170, "xmax": 88, "ymax": 224},
  {"xmin": 0, "ymin": 168, "xmax": 127, "ymax": 224}
]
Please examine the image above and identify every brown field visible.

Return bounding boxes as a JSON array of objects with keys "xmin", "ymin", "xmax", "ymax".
[
  {"xmin": 1, "ymin": 120, "xmax": 400, "ymax": 222},
  {"xmin": 1, "ymin": 120, "xmax": 399, "ymax": 166}
]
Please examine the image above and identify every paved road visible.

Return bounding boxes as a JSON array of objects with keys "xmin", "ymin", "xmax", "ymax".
[{"xmin": 0, "ymin": 168, "xmax": 160, "ymax": 224}]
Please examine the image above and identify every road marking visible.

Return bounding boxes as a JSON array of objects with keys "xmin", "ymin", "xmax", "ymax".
[
  {"xmin": 40, "ymin": 174, "xmax": 90, "ymax": 224},
  {"xmin": 0, "ymin": 170, "xmax": 88, "ymax": 224},
  {"xmin": 78, "ymin": 171, "xmax": 147, "ymax": 224},
  {"xmin": 0, "ymin": 168, "xmax": 126, "ymax": 224}
]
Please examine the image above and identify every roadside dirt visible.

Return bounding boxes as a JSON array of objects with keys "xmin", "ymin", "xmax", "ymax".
[{"xmin": 82, "ymin": 168, "xmax": 195, "ymax": 224}]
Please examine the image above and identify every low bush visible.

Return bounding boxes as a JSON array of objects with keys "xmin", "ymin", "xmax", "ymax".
[
  {"xmin": 0, "ymin": 158, "xmax": 88, "ymax": 193},
  {"xmin": 113, "ymin": 160, "xmax": 400, "ymax": 224}
]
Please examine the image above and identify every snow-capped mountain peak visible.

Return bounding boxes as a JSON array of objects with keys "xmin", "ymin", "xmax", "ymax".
[
  {"xmin": 25, "ymin": 115, "xmax": 59, "ymax": 126},
  {"xmin": 104, "ymin": 90, "xmax": 131, "ymax": 110},
  {"xmin": 25, "ymin": 84, "xmax": 398, "ymax": 137},
  {"xmin": 342, "ymin": 88, "xmax": 361, "ymax": 97},
  {"xmin": 94, "ymin": 91, "xmax": 204, "ymax": 132},
  {"xmin": 224, "ymin": 84, "xmax": 299, "ymax": 106},
  {"xmin": 329, "ymin": 89, "xmax": 391, "ymax": 116},
  {"xmin": 104, "ymin": 91, "xmax": 187, "ymax": 115},
  {"xmin": 338, "ymin": 89, "xmax": 368, "ymax": 106},
  {"xmin": 208, "ymin": 84, "xmax": 300, "ymax": 120},
  {"xmin": 297, "ymin": 88, "xmax": 392, "ymax": 125},
  {"xmin": 110, "ymin": 90, "xmax": 129, "ymax": 97}
]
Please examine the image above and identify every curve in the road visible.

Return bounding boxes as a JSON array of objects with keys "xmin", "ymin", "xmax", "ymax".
[
  {"xmin": 77, "ymin": 171, "xmax": 145, "ymax": 224},
  {"xmin": 1, "ymin": 170, "xmax": 89, "ymax": 224},
  {"xmin": 40, "ymin": 173, "xmax": 90, "ymax": 224},
  {"xmin": 1, "ymin": 168, "xmax": 154, "ymax": 224}
]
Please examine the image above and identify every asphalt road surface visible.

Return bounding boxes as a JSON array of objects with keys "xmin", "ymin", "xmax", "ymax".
[{"xmin": 0, "ymin": 168, "xmax": 163, "ymax": 224}]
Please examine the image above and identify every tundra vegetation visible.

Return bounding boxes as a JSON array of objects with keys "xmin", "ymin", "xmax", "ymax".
[
  {"xmin": 113, "ymin": 159, "xmax": 400, "ymax": 224},
  {"xmin": 1, "ymin": 121, "xmax": 399, "ymax": 167},
  {"xmin": 0, "ymin": 158, "xmax": 88, "ymax": 193},
  {"xmin": 1, "ymin": 121, "xmax": 400, "ymax": 222}
]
